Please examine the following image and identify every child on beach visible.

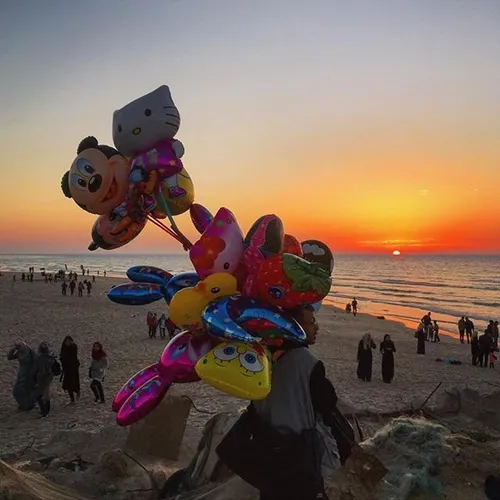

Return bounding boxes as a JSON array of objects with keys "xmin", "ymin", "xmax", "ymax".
[
  {"xmin": 489, "ymin": 351, "xmax": 497, "ymax": 368},
  {"xmin": 89, "ymin": 342, "xmax": 108, "ymax": 404}
]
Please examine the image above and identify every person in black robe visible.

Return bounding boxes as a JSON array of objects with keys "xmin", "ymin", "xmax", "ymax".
[
  {"xmin": 357, "ymin": 334, "xmax": 376, "ymax": 382},
  {"xmin": 380, "ymin": 334, "xmax": 396, "ymax": 383},
  {"xmin": 60, "ymin": 336, "xmax": 80, "ymax": 403},
  {"xmin": 471, "ymin": 331, "xmax": 480, "ymax": 365},
  {"xmin": 415, "ymin": 326, "xmax": 426, "ymax": 355}
]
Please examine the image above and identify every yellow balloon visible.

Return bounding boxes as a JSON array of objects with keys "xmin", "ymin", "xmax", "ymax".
[
  {"xmin": 195, "ymin": 341, "xmax": 271, "ymax": 400},
  {"xmin": 169, "ymin": 273, "xmax": 238, "ymax": 331},
  {"xmin": 160, "ymin": 167, "xmax": 195, "ymax": 216}
]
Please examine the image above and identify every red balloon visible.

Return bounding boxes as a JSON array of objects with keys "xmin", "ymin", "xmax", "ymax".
[
  {"xmin": 253, "ymin": 253, "xmax": 332, "ymax": 309},
  {"xmin": 283, "ymin": 234, "xmax": 303, "ymax": 257}
]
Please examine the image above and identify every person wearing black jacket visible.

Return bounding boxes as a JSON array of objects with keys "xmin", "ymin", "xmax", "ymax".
[{"xmin": 217, "ymin": 305, "xmax": 354, "ymax": 500}]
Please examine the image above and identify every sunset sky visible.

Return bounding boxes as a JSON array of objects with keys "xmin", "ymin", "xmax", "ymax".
[{"xmin": 0, "ymin": 0, "xmax": 499, "ymax": 254}]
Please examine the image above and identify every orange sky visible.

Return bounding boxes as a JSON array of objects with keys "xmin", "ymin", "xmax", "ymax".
[{"xmin": 1, "ymin": 1, "xmax": 499, "ymax": 255}]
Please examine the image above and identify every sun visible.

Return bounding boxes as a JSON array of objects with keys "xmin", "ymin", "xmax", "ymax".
[{"xmin": 392, "ymin": 250, "xmax": 401, "ymax": 256}]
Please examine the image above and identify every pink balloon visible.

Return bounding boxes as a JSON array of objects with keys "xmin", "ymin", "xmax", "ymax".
[
  {"xmin": 116, "ymin": 375, "xmax": 170, "ymax": 427},
  {"xmin": 158, "ymin": 331, "xmax": 218, "ymax": 384},
  {"xmin": 190, "ymin": 203, "xmax": 214, "ymax": 234},
  {"xmin": 189, "ymin": 208, "xmax": 245, "ymax": 279},
  {"xmin": 112, "ymin": 363, "xmax": 159, "ymax": 412}
]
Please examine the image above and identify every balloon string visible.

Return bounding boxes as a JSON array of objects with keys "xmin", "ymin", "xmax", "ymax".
[
  {"xmin": 155, "ymin": 190, "xmax": 193, "ymax": 250},
  {"xmin": 146, "ymin": 215, "xmax": 180, "ymax": 241}
]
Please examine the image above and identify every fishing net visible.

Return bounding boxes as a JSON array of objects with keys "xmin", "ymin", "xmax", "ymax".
[{"xmin": 361, "ymin": 417, "xmax": 451, "ymax": 500}]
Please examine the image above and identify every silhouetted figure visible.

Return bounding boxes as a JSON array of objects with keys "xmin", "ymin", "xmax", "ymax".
[
  {"xmin": 345, "ymin": 303, "xmax": 352, "ymax": 314},
  {"xmin": 479, "ymin": 331, "xmax": 493, "ymax": 368},
  {"xmin": 380, "ymin": 334, "xmax": 396, "ymax": 383},
  {"xmin": 61, "ymin": 281, "xmax": 68, "ymax": 295},
  {"xmin": 70, "ymin": 281, "xmax": 76, "ymax": 296},
  {"xmin": 416, "ymin": 326, "xmax": 426, "ymax": 355},
  {"xmin": 357, "ymin": 334, "xmax": 376, "ymax": 381},
  {"xmin": 421, "ymin": 312, "xmax": 432, "ymax": 341},
  {"xmin": 432, "ymin": 320, "xmax": 440, "ymax": 343},
  {"xmin": 471, "ymin": 332, "xmax": 480, "ymax": 365},
  {"xmin": 351, "ymin": 298, "xmax": 358, "ymax": 316},
  {"xmin": 60, "ymin": 336, "xmax": 80, "ymax": 404},
  {"xmin": 465, "ymin": 317, "xmax": 474, "ymax": 344}
]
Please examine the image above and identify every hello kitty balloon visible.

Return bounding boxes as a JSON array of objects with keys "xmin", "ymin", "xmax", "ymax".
[{"xmin": 112, "ymin": 85, "xmax": 194, "ymax": 216}]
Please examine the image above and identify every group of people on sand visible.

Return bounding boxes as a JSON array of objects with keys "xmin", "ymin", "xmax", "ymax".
[
  {"xmin": 356, "ymin": 333, "xmax": 396, "ymax": 383},
  {"xmin": 146, "ymin": 311, "xmax": 179, "ymax": 340},
  {"xmin": 7, "ymin": 337, "xmax": 108, "ymax": 418},
  {"xmin": 61, "ymin": 277, "xmax": 93, "ymax": 297},
  {"xmin": 471, "ymin": 322, "xmax": 498, "ymax": 369}
]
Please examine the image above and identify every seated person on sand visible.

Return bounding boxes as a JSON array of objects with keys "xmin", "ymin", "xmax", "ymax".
[{"xmin": 345, "ymin": 303, "xmax": 352, "ymax": 313}]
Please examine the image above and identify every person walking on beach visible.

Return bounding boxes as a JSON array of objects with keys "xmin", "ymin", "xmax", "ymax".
[
  {"xmin": 158, "ymin": 313, "xmax": 167, "ymax": 340},
  {"xmin": 217, "ymin": 304, "xmax": 350, "ymax": 500},
  {"xmin": 432, "ymin": 320, "xmax": 440, "ymax": 343},
  {"xmin": 464, "ymin": 317, "xmax": 474, "ymax": 344},
  {"xmin": 34, "ymin": 342, "xmax": 58, "ymax": 418},
  {"xmin": 357, "ymin": 333, "xmax": 376, "ymax": 382},
  {"xmin": 86, "ymin": 280, "xmax": 92, "ymax": 296},
  {"xmin": 77, "ymin": 281, "xmax": 84, "ymax": 297},
  {"xmin": 70, "ymin": 280, "xmax": 76, "ymax": 296},
  {"xmin": 470, "ymin": 331, "xmax": 480, "ymax": 365},
  {"xmin": 151, "ymin": 313, "xmax": 158, "ymax": 339},
  {"xmin": 493, "ymin": 321, "xmax": 499, "ymax": 348},
  {"xmin": 460, "ymin": 316, "xmax": 467, "ymax": 343},
  {"xmin": 146, "ymin": 311, "xmax": 154, "ymax": 338},
  {"xmin": 351, "ymin": 298, "xmax": 358, "ymax": 316},
  {"xmin": 7, "ymin": 341, "xmax": 36, "ymax": 411},
  {"xmin": 60, "ymin": 336, "xmax": 80, "ymax": 404},
  {"xmin": 478, "ymin": 330, "xmax": 492, "ymax": 368},
  {"xmin": 415, "ymin": 325, "xmax": 426, "ymax": 355},
  {"xmin": 380, "ymin": 334, "xmax": 396, "ymax": 383},
  {"xmin": 89, "ymin": 342, "xmax": 108, "ymax": 404},
  {"xmin": 421, "ymin": 312, "xmax": 432, "ymax": 341},
  {"xmin": 61, "ymin": 281, "xmax": 68, "ymax": 295}
]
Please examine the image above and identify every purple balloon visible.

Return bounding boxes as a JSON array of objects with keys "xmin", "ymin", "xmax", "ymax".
[{"xmin": 190, "ymin": 203, "xmax": 214, "ymax": 234}]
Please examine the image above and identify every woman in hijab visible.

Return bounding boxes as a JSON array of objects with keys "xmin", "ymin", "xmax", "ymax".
[
  {"xmin": 415, "ymin": 323, "xmax": 426, "ymax": 355},
  {"xmin": 7, "ymin": 341, "xmax": 36, "ymax": 411},
  {"xmin": 471, "ymin": 331, "xmax": 480, "ymax": 366},
  {"xmin": 89, "ymin": 342, "xmax": 108, "ymax": 404},
  {"xmin": 380, "ymin": 334, "xmax": 396, "ymax": 383},
  {"xmin": 34, "ymin": 342, "xmax": 56, "ymax": 417},
  {"xmin": 357, "ymin": 334, "xmax": 376, "ymax": 382},
  {"xmin": 60, "ymin": 336, "xmax": 80, "ymax": 403}
]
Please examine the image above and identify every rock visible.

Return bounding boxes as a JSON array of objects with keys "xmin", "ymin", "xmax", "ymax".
[
  {"xmin": 97, "ymin": 450, "xmax": 129, "ymax": 479},
  {"xmin": 125, "ymin": 389, "xmax": 192, "ymax": 461}
]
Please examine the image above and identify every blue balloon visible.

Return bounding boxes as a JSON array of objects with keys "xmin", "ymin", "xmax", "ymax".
[
  {"xmin": 164, "ymin": 272, "xmax": 200, "ymax": 304},
  {"xmin": 126, "ymin": 266, "xmax": 173, "ymax": 286},
  {"xmin": 202, "ymin": 295, "xmax": 307, "ymax": 349},
  {"xmin": 312, "ymin": 301, "xmax": 323, "ymax": 312},
  {"xmin": 108, "ymin": 282, "xmax": 166, "ymax": 306}
]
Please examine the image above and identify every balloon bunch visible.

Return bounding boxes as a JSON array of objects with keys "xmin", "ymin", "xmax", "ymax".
[
  {"xmin": 61, "ymin": 85, "xmax": 214, "ymax": 251},
  {"xmin": 110, "ymin": 208, "xmax": 334, "ymax": 426}
]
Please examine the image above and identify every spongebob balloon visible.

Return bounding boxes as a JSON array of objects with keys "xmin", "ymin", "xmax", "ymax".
[
  {"xmin": 195, "ymin": 341, "xmax": 271, "ymax": 400},
  {"xmin": 169, "ymin": 273, "xmax": 238, "ymax": 330}
]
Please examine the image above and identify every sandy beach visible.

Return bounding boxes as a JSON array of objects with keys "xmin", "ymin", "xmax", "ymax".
[{"xmin": 1, "ymin": 271, "xmax": 499, "ymax": 458}]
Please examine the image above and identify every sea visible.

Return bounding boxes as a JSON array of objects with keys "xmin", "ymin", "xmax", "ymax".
[{"xmin": 1, "ymin": 253, "xmax": 499, "ymax": 337}]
